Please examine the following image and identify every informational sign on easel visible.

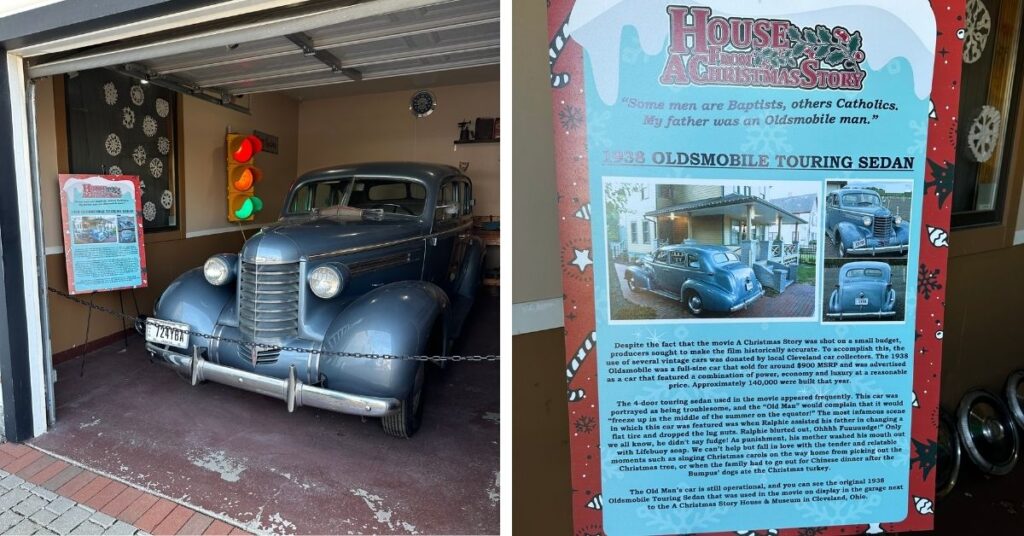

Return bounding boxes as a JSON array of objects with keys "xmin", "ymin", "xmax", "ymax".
[
  {"xmin": 547, "ymin": 1, "xmax": 963, "ymax": 534},
  {"xmin": 59, "ymin": 174, "xmax": 148, "ymax": 295}
]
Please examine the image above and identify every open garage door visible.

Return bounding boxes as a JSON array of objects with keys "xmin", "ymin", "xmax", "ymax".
[{"xmin": 0, "ymin": 1, "xmax": 500, "ymax": 533}]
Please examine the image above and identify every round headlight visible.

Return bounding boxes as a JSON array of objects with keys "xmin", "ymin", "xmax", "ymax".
[
  {"xmin": 308, "ymin": 264, "xmax": 347, "ymax": 299},
  {"xmin": 204, "ymin": 256, "xmax": 232, "ymax": 286},
  {"xmin": 895, "ymin": 215, "xmax": 903, "ymax": 225},
  {"xmin": 862, "ymin": 216, "xmax": 872, "ymax": 226}
]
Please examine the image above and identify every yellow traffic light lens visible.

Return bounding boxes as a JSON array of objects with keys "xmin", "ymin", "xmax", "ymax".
[
  {"xmin": 233, "ymin": 169, "xmax": 254, "ymax": 191},
  {"xmin": 234, "ymin": 198, "xmax": 255, "ymax": 219}
]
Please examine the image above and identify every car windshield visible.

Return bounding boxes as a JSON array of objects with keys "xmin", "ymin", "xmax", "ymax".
[
  {"xmin": 842, "ymin": 192, "xmax": 881, "ymax": 207},
  {"xmin": 846, "ymin": 268, "xmax": 885, "ymax": 279},
  {"xmin": 286, "ymin": 176, "xmax": 426, "ymax": 217},
  {"xmin": 712, "ymin": 252, "xmax": 740, "ymax": 264}
]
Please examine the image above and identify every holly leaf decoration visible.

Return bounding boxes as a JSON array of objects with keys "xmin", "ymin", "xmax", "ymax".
[
  {"xmin": 815, "ymin": 45, "xmax": 830, "ymax": 60},
  {"xmin": 803, "ymin": 27, "xmax": 818, "ymax": 44},
  {"xmin": 788, "ymin": 26, "xmax": 802, "ymax": 41},
  {"xmin": 848, "ymin": 32, "xmax": 862, "ymax": 53},
  {"xmin": 826, "ymin": 51, "xmax": 846, "ymax": 65},
  {"xmin": 817, "ymin": 25, "xmax": 832, "ymax": 42}
]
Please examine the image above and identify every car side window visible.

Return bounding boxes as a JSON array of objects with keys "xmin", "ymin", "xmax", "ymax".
[
  {"xmin": 654, "ymin": 250, "xmax": 668, "ymax": 263},
  {"xmin": 459, "ymin": 181, "xmax": 473, "ymax": 215},
  {"xmin": 687, "ymin": 254, "xmax": 700, "ymax": 269},
  {"xmin": 435, "ymin": 181, "xmax": 457, "ymax": 222},
  {"xmin": 670, "ymin": 251, "xmax": 685, "ymax": 264}
]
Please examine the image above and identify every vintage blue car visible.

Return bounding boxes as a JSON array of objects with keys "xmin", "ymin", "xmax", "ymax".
[
  {"xmin": 624, "ymin": 243, "xmax": 763, "ymax": 316},
  {"xmin": 826, "ymin": 188, "xmax": 909, "ymax": 257},
  {"xmin": 141, "ymin": 162, "xmax": 484, "ymax": 437},
  {"xmin": 827, "ymin": 261, "xmax": 897, "ymax": 320}
]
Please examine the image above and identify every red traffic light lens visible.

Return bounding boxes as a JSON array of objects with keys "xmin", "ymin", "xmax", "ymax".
[
  {"xmin": 231, "ymin": 138, "xmax": 254, "ymax": 162},
  {"xmin": 247, "ymin": 135, "xmax": 263, "ymax": 154}
]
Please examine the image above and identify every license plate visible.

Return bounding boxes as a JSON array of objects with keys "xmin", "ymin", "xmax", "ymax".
[
  {"xmin": 145, "ymin": 318, "xmax": 189, "ymax": 349},
  {"xmin": 852, "ymin": 239, "xmax": 867, "ymax": 249},
  {"xmin": 855, "ymin": 297, "xmax": 869, "ymax": 306},
  {"xmin": 745, "ymin": 281, "xmax": 753, "ymax": 291}
]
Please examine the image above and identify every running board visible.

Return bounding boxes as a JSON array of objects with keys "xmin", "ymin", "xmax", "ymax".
[{"xmin": 649, "ymin": 289, "xmax": 680, "ymax": 301}]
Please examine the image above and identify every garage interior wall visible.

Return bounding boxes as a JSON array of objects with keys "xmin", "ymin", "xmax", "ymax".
[
  {"xmin": 295, "ymin": 81, "xmax": 501, "ymax": 217},
  {"xmin": 34, "ymin": 75, "xmax": 499, "ymax": 358},
  {"xmin": 510, "ymin": 1, "xmax": 1024, "ymax": 534}
]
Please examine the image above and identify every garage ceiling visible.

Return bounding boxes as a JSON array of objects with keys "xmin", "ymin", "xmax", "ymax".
[{"xmin": 24, "ymin": 0, "xmax": 498, "ymax": 103}]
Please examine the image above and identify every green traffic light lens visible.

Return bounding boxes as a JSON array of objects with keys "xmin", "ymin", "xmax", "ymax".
[
  {"xmin": 234, "ymin": 198, "xmax": 254, "ymax": 219},
  {"xmin": 252, "ymin": 196, "xmax": 264, "ymax": 212}
]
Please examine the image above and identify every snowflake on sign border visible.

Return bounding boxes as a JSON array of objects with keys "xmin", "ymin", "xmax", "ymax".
[
  {"xmin": 795, "ymin": 528, "xmax": 828, "ymax": 536},
  {"xmin": 575, "ymin": 415, "xmax": 596, "ymax": 434},
  {"xmin": 560, "ymin": 104, "xmax": 584, "ymax": 131},
  {"xmin": 918, "ymin": 264, "xmax": 943, "ymax": 300}
]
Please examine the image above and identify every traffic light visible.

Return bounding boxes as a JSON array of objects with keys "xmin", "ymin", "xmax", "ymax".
[{"xmin": 226, "ymin": 133, "xmax": 264, "ymax": 222}]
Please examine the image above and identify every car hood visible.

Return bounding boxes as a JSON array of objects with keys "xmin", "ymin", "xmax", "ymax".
[{"xmin": 240, "ymin": 218, "xmax": 423, "ymax": 263}]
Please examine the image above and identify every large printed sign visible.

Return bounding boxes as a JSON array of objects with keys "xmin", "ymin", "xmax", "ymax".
[
  {"xmin": 548, "ymin": 1, "xmax": 963, "ymax": 534},
  {"xmin": 59, "ymin": 174, "xmax": 148, "ymax": 295}
]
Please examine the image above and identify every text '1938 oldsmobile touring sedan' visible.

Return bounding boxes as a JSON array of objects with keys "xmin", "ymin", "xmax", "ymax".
[
  {"xmin": 826, "ymin": 187, "xmax": 909, "ymax": 257},
  {"xmin": 141, "ymin": 162, "xmax": 484, "ymax": 437},
  {"xmin": 827, "ymin": 261, "xmax": 897, "ymax": 320},
  {"xmin": 624, "ymin": 243, "xmax": 763, "ymax": 316}
]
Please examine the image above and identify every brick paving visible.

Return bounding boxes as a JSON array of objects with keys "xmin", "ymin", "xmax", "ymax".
[
  {"xmin": 0, "ymin": 443, "xmax": 251, "ymax": 535},
  {"xmin": 614, "ymin": 262, "xmax": 817, "ymax": 319}
]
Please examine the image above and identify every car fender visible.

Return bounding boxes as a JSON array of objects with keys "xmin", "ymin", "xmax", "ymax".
[
  {"xmin": 319, "ymin": 281, "xmax": 451, "ymax": 399},
  {"xmin": 893, "ymin": 222, "xmax": 911, "ymax": 245},
  {"xmin": 681, "ymin": 279, "xmax": 732, "ymax": 312},
  {"xmin": 828, "ymin": 288, "xmax": 840, "ymax": 313},
  {"xmin": 835, "ymin": 221, "xmax": 868, "ymax": 246},
  {"xmin": 624, "ymin": 265, "xmax": 652, "ymax": 290},
  {"xmin": 453, "ymin": 235, "xmax": 485, "ymax": 300},
  {"xmin": 153, "ymin": 267, "xmax": 234, "ymax": 352},
  {"xmin": 885, "ymin": 287, "xmax": 897, "ymax": 311}
]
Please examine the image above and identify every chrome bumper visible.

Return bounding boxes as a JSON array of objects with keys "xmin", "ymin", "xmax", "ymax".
[
  {"xmin": 145, "ymin": 343, "xmax": 400, "ymax": 417},
  {"xmin": 826, "ymin": 311, "xmax": 897, "ymax": 319},
  {"xmin": 848, "ymin": 244, "xmax": 908, "ymax": 255},
  {"xmin": 730, "ymin": 290, "xmax": 764, "ymax": 312}
]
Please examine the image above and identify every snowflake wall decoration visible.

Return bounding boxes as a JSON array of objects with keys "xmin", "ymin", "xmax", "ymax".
[
  {"xmin": 155, "ymin": 98, "xmax": 170, "ymax": 118},
  {"xmin": 130, "ymin": 85, "xmax": 145, "ymax": 106},
  {"xmin": 157, "ymin": 136, "xmax": 170, "ymax": 155},
  {"xmin": 121, "ymin": 107, "xmax": 135, "ymax": 129},
  {"xmin": 150, "ymin": 158, "xmax": 164, "ymax": 178},
  {"xmin": 963, "ymin": 0, "xmax": 991, "ymax": 64},
  {"xmin": 160, "ymin": 189, "xmax": 173, "ymax": 210},
  {"xmin": 104, "ymin": 133, "xmax": 122, "ymax": 156},
  {"xmin": 107, "ymin": 165, "xmax": 122, "ymax": 176},
  {"xmin": 142, "ymin": 201, "xmax": 156, "ymax": 221},
  {"xmin": 966, "ymin": 105, "xmax": 1000, "ymax": 162},
  {"xmin": 918, "ymin": 264, "xmax": 943, "ymax": 300},
  {"xmin": 132, "ymin": 146, "xmax": 147, "ymax": 166},
  {"xmin": 103, "ymin": 82, "xmax": 118, "ymax": 105},
  {"xmin": 142, "ymin": 115, "xmax": 158, "ymax": 137}
]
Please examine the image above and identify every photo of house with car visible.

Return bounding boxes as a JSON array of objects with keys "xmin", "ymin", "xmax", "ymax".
[{"xmin": 605, "ymin": 179, "xmax": 819, "ymax": 321}]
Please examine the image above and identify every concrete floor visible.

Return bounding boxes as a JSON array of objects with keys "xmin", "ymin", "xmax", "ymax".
[{"xmin": 31, "ymin": 292, "xmax": 499, "ymax": 535}]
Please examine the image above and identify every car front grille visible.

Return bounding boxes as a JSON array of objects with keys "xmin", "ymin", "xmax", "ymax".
[
  {"xmin": 238, "ymin": 341, "xmax": 282, "ymax": 365},
  {"xmin": 238, "ymin": 260, "xmax": 300, "ymax": 342},
  {"xmin": 872, "ymin": 216, "xmax": 892, "ymax": 238}
]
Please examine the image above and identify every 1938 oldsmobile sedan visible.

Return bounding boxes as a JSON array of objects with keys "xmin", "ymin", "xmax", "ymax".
[
  {"xmin": 141, "ymin": 163, "xmax": 484, "ymax": 437},
  {"xmin": 827, "ymin": 261, "xmax": 897, "ymax": 320},
  {"xmin": 624, "ymin": 243, "xmax": 763, "ymax": 316},
  {"xmin": 826, "ymin": 188, "xmax": 909, "ymax": 257}
]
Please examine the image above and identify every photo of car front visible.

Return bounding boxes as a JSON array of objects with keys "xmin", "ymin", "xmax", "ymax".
[{"xmin": 827, "ymin": 187, "xmax": 910, "ymax": 257}]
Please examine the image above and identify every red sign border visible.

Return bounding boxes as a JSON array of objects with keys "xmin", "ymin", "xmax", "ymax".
[{"xmin": 546, "ymin": 2, "xmax": 964, "ymax": 534}]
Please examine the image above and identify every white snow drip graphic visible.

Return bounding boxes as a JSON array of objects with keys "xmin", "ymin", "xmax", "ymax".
[
  {"xmin": 963, "ymin": 0, "xmax": 991, "ymax": 64},
  {"xmin": 108, "ymin": 165, "xmax": 122, "ymax": 176},
  {"xmin": 143, "ymin": 201, "xmax": 156, "ymax": 221},
  {"xmin": 160, "ymin": 189, "xmax": 173, "ymax": 209},
  {"xmin": 150, "ymin": 158, "xmax": 164, "ymax": 179},
  {"xmin": 121, "ymin": 107, "xmax": 135, "ymax": 129},
  {"xmin": 104, "ymin": 133, "xmax": 122, "ymax": 156},
  {"xmin": 130, "ymin": 85, "xmax": 144, "ymax": 106},
  {"xmin": 142, "ymin": 115, "xmax": 158, "ymax": 137},
  {"xmin": 187, "ymin": 449, "xmax": 247, "ymax": 482},
  {"xmin": 132, "ymin": 146, "xmax": 147, "ymax": 166},
  {"xmin": 350, "ymin": 489, "xmax": 419, "ymax": 534},
  {"xmin": 103, "ymin": 82, "xmax": 118, "ymax": 105},
  {"xmin": 155, "ymin": 97, "xmax": 170, "ymax": 118},
  {"xmin": 157, "ymin": 136, "xmax": 170, "ymax": 155},
  {"xmin": 566, "ymin": 0, "xmax": 937, "ymax": 104}
]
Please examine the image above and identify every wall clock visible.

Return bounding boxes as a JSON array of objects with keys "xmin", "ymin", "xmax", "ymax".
[{"xmin": 410, "ymin": 90, "xmax": 437, "ymax": 118}]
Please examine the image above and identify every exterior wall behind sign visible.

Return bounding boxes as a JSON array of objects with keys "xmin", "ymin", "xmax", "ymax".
[{"xmin": 295, "ymin": 81, "xmax": 500, "ymax": 217}]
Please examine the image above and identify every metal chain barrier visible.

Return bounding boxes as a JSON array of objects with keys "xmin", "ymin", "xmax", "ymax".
[{"xmin": 47, "ymin": 287, "xmax": 500, "ymax": 362}]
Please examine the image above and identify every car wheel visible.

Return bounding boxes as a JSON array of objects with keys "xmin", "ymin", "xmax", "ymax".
[
  {"xmin": 837, "ymin": 240, "xmax": 847, "ymax": 258},
  {"xmin": 382, "ymin": 363, "xmax": 425, "ymax": 438},
  {"xmin": 684, "ymin": 290, "xmax": 704, "ymax": 316}
]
